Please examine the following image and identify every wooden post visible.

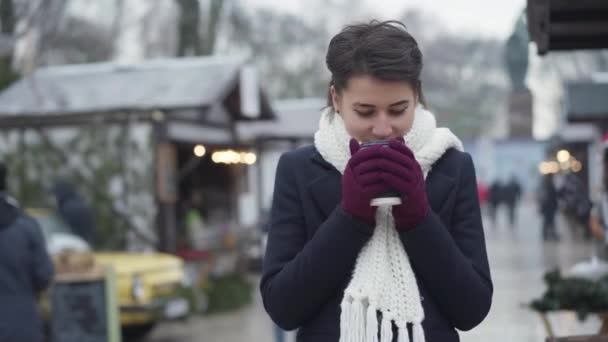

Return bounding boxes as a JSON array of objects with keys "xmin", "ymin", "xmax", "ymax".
[
  {"xmin": 104, "ymin": 266, "xmax": 121, "ymax": 342},
  {"xmin": 17, "ymin": 127, "xmax": 25, "ymax": 202},
  {"xmin": 255, "ymin": 139, "xmax": 264, "ymax": 219},
  {"xmin": 540, "ymin": 312, "xmax": 555, "ymax": 338},
  {"xmin": 154, "ymin": 120, "xmax": 177, "ymax": 253}
]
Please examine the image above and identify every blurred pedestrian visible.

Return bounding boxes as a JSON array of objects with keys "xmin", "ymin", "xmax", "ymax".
[
  {"xmin": 590, "ymin": 145, "xmax": 608, "ymax": 257},
  {"xmin": 261, "ymin": 20, "xmax": 492, "ymax": 342},
  {"xmin": 557, "ymin": 172, "xmax": 592, "ymax": 239},
  {"xmin": 477, "ymin": 179, "xmax": 489, "ymax": 208},
  {"xmin": 538, "ymin": 173, "xmax": 559, "ymax": 241},
  {"xmin": 503, "ymin": 175, "xmax": 522, "ymax": 227},
  {"xmin": 51, "ymin": 180, "xmax": 96, "ymax": 245},
  {"xmin": 0, "ymin": 162, "xmax": 54, "ymax": 342},
  {"xmin": 185, "ymin": 191, "xmax": 206, "ymax": 249},
  {"xmin": 488, "ymin": 180, "xmax": 503, "ymax": 225}
]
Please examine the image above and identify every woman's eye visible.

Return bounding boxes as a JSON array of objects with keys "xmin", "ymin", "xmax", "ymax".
[
  {"xmin": 355, "ymin": 110, "xmax": 374, "ymax": 118},
  {"xmin": 389, "ymin": 108, "xmax": 407, "ymax": 116}
]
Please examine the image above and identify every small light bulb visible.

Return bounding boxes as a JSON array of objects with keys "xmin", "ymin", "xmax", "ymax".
[
  {"xmin": 193, "ymin": 145, "xmax": 206, "ymax": 157},
  {"xmin": 556, "ymin": 150, "xmax": 570, "ymax": 163}
]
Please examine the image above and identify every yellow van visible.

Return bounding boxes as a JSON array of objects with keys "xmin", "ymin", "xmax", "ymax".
[{"xmin": 29, "ymin": 209, "xmax": 190, "ymax": 339}]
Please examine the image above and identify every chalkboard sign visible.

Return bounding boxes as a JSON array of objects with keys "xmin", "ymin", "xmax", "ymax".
[{"xmin": 50, "ymin": 267, "xmax": 121, "ymax": 342}]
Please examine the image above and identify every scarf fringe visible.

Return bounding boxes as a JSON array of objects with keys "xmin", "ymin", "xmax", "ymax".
[
  {"xmin": 340, "ymin": 298, "xmax": 367, "ymax": 342},
  {"xmin": 342, "ymin": 297, "xmax": 428, "ymax": 342},
  {"xmin": 340, "ymin": 299, "xmax": 350, "ymax": 342},
  {"xmin": 398, "ymin": 327, "xmax": 411, "ymax": 342},
  {"xmin": 413, "ymin": 323, "xmax": 426, "ymax": 342},
  {"xmin": 380, "ymin": 315, "xmax": 392, "ymax": 342},
  {"xmin": 366, "ymin": 305, "xmax": 379, "ymax": 342},
  {"xmin": 354, "ymin": 299, "xmax": 366, "ymax": 342}
]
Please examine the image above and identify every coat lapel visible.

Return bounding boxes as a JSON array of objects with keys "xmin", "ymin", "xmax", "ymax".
[
  {"xmin": 425, "ymin": 169, "xmax": 456, "ymax": 213},
  {"xmin": 307, "ymin": 151, "xmax": 342, "ymax": 218}
]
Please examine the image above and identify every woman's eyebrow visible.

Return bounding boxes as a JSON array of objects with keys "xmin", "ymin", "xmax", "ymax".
[
  {"xmin": 353, "ymin": 102, "xmax": 375, "ymax": 108},
  {"xmin": 353, "ymin": 100, "xmax": 409, "ymax": 108},
  {"xmin": 390, "ymin": 100, "xmax": 409, "ymax": 107}
]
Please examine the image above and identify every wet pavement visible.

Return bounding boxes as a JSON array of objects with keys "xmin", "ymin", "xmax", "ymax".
[{"xmin": 148, "ymin": 199, "xmax": 602, "ymax": 342}]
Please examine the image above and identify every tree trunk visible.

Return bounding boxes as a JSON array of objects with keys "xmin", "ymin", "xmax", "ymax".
[
  {"xmin": 0, "ymin": 0, "xmax": 15, "ymax": 34},
  {"xmin": 0, "ymin": 0, "xmax": 17, "ymax": 90},
  {"xmin": 176, "ymin": 0, "xmax": 201, "ymax": 56},
  {"xmin": 202, "ymin": 0, "xmax": 223, "ymax": 55}
]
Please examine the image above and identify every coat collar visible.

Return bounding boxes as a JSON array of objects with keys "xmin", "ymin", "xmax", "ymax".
[
  {"xmin": 308, "ymin": 148, "xmax": 342, "ymax": 217},
  {"xmin": 309, "ymin": 147, "xmax": 336, "ymax": 171}
]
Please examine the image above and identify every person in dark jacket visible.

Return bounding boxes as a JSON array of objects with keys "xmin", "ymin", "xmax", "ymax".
[
  {"xmin": 557, "ymin": 172, "xmax": 592, "ymax": 239},
  {"xmin": 51, "ymin": 180, "xmax": 96, "ymax": 245},
  {"xmin": 0, "ymin": 162, "xmax": 54, "ymax": 342},
  {"xmin": 503, "ymin": 176, "xmax": 522, "ymax": 227},
  {"xmin": 488, "ymin": 180, "xmax": 503, "ymax": 225},
  {"xmin": 261, "ymin": 21, "xmax": 492, "ymax": 342},
  {"xmin": 538, "ymin": 174, "xmax": 559, "ymax": 241}
]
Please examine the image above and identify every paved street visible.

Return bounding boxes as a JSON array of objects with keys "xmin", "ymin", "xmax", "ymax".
[{"xmin": 148, "ymin": 199, "xmax": 603, "ymax": 342}]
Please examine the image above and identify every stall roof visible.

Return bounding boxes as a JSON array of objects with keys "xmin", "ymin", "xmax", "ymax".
[
  {"xmin": 237, "ymin": 97, "xmax": 324, "ymax": 142},
  {"xmin": 566, "ymin": 82, "xmax": 608, "ymax": 122},
  {"xmin": 0, "ymin": 56, "xmax": 274, "ymax": 127}
]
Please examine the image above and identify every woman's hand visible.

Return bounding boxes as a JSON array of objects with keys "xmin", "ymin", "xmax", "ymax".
[
  {"xmin": 377, "ymin": 138, "xmax": 429, "ymax": 231},
  {"xmin": 341, "ymin": 139, "xmax": 391, "ymax": 226}
]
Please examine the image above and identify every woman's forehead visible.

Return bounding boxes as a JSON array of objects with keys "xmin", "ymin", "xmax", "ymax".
[
  {"xmin": 341, "ymin": 75, "xmax": 416, "ymax": 104},
  {"xmin": 344, "ymin": 75, "xmax": 414, "ymax": 97}
]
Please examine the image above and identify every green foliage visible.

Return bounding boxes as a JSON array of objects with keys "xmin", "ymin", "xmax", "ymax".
[
  {"xmin": 1, "ymin": 123, "xmax": 155, "ymax": 250},
  {"xmin": 530, "ymin": 269, "xmax": 608, "ymax": 321},
  {"xmin": 202, "ymin": 273, "xmax": 253, "ymax": 314},
  {"xmin": 0, "ymin": 57, "xmax": 19, "ymax": 91},
  {"xmin": 174, "ymin": 273, "xmax": 253, "ymax": 316}
]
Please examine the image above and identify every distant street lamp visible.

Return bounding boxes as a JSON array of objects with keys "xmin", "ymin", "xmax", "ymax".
[
  {"xmin": 556, "ymin": 150, "xmax": 571, "ymax": 163},
  {"xmin": 193, "ymin": 145, "xmax": 206, "ymax": 158},
  {"xmin": 242, "ymin": 152, "xmax": 257, "ymax": 165},
  {"xmin": 211, "ymin": 150, "xmax": 257, "ymax": 165},
  {"xmin": 571, "ymin": 160, "xmax": 583, "ymax": 173},
  {"xmin": 538, "ymin": 161, "xmax": 560, "ymax": 175}
]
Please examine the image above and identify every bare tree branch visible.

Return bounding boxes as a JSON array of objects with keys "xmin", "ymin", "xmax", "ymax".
[{"xmin": 33, "ymin": 126, "xmax": 158, "ymax": 248}]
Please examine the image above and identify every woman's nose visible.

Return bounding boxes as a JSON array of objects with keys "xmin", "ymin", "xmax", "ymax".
[{"xmin": 372, "ymin": 119, "xmax": 392, "ymax": 139}]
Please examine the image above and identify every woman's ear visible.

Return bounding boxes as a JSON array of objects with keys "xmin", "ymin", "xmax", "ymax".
[{"xmin": 330, "ymin": 85, "xmax": 341, "ymax": 114}]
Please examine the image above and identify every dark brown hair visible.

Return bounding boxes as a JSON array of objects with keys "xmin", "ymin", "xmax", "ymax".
[{"xmin": 326, "ymin": 20, "xmax": 426, "ymax": 107}]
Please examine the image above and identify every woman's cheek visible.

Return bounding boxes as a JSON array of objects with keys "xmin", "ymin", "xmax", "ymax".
[{"xmin": 344, "ymin": 121, "xmax": 369, "ymax": 142}]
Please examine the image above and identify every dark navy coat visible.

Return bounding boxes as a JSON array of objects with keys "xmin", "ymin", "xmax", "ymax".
[
  {"xmin": 260, "ymin": 145, "xmax": 493, "ymax": 342},
  {"xmin": 0, "ymin": 196, "xmax": 54, "ymax": 342},
  {"xmin": 52, "ymin": 181, "xmax": 96, "ymax": 245}
]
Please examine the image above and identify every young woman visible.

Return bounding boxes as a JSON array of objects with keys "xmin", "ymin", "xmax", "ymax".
[{"xmin": 260, "ymin": 20, "xmax": 493, "ymax": 342}]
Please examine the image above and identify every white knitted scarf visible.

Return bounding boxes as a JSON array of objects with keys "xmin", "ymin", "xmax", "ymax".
[{"xmin": 314, "ymin": 105, "xmax": 463, "ymax": 342}]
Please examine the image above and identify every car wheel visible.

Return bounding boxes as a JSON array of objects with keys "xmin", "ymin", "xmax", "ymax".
[{"xmin": 122, "ymin": 323, "xmax": 157, "ymax": 341}]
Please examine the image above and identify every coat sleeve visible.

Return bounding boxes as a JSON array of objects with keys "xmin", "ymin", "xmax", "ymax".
[
  {"xmin": 25, "ymin": 217, "xmax": 54, "ymax": 293},
  {"xmin": 260, "ymin": 152, "xmax": 373, "ymax": 331},
  {"xmin": 399, "ymin": 152, "xmax": 493, "ymax": 331}
]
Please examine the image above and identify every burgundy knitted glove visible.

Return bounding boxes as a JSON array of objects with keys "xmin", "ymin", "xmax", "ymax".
[
  {"xmin": 377, "ymin": 138, "xmax": 429, "ymax": 231},
  {"xmin": 341, "ymin": 139, "xmax": 391, "ymax": 226}
]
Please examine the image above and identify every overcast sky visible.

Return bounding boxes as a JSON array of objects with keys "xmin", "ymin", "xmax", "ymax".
[{"xmin": 246, "ymin": 0, "xmax": 527, "ymax": 39}]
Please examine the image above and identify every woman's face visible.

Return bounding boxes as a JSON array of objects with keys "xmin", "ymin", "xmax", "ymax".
[{"xmin": 331, "ymin": 75, "xmax": 418, "ymax": 143}]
